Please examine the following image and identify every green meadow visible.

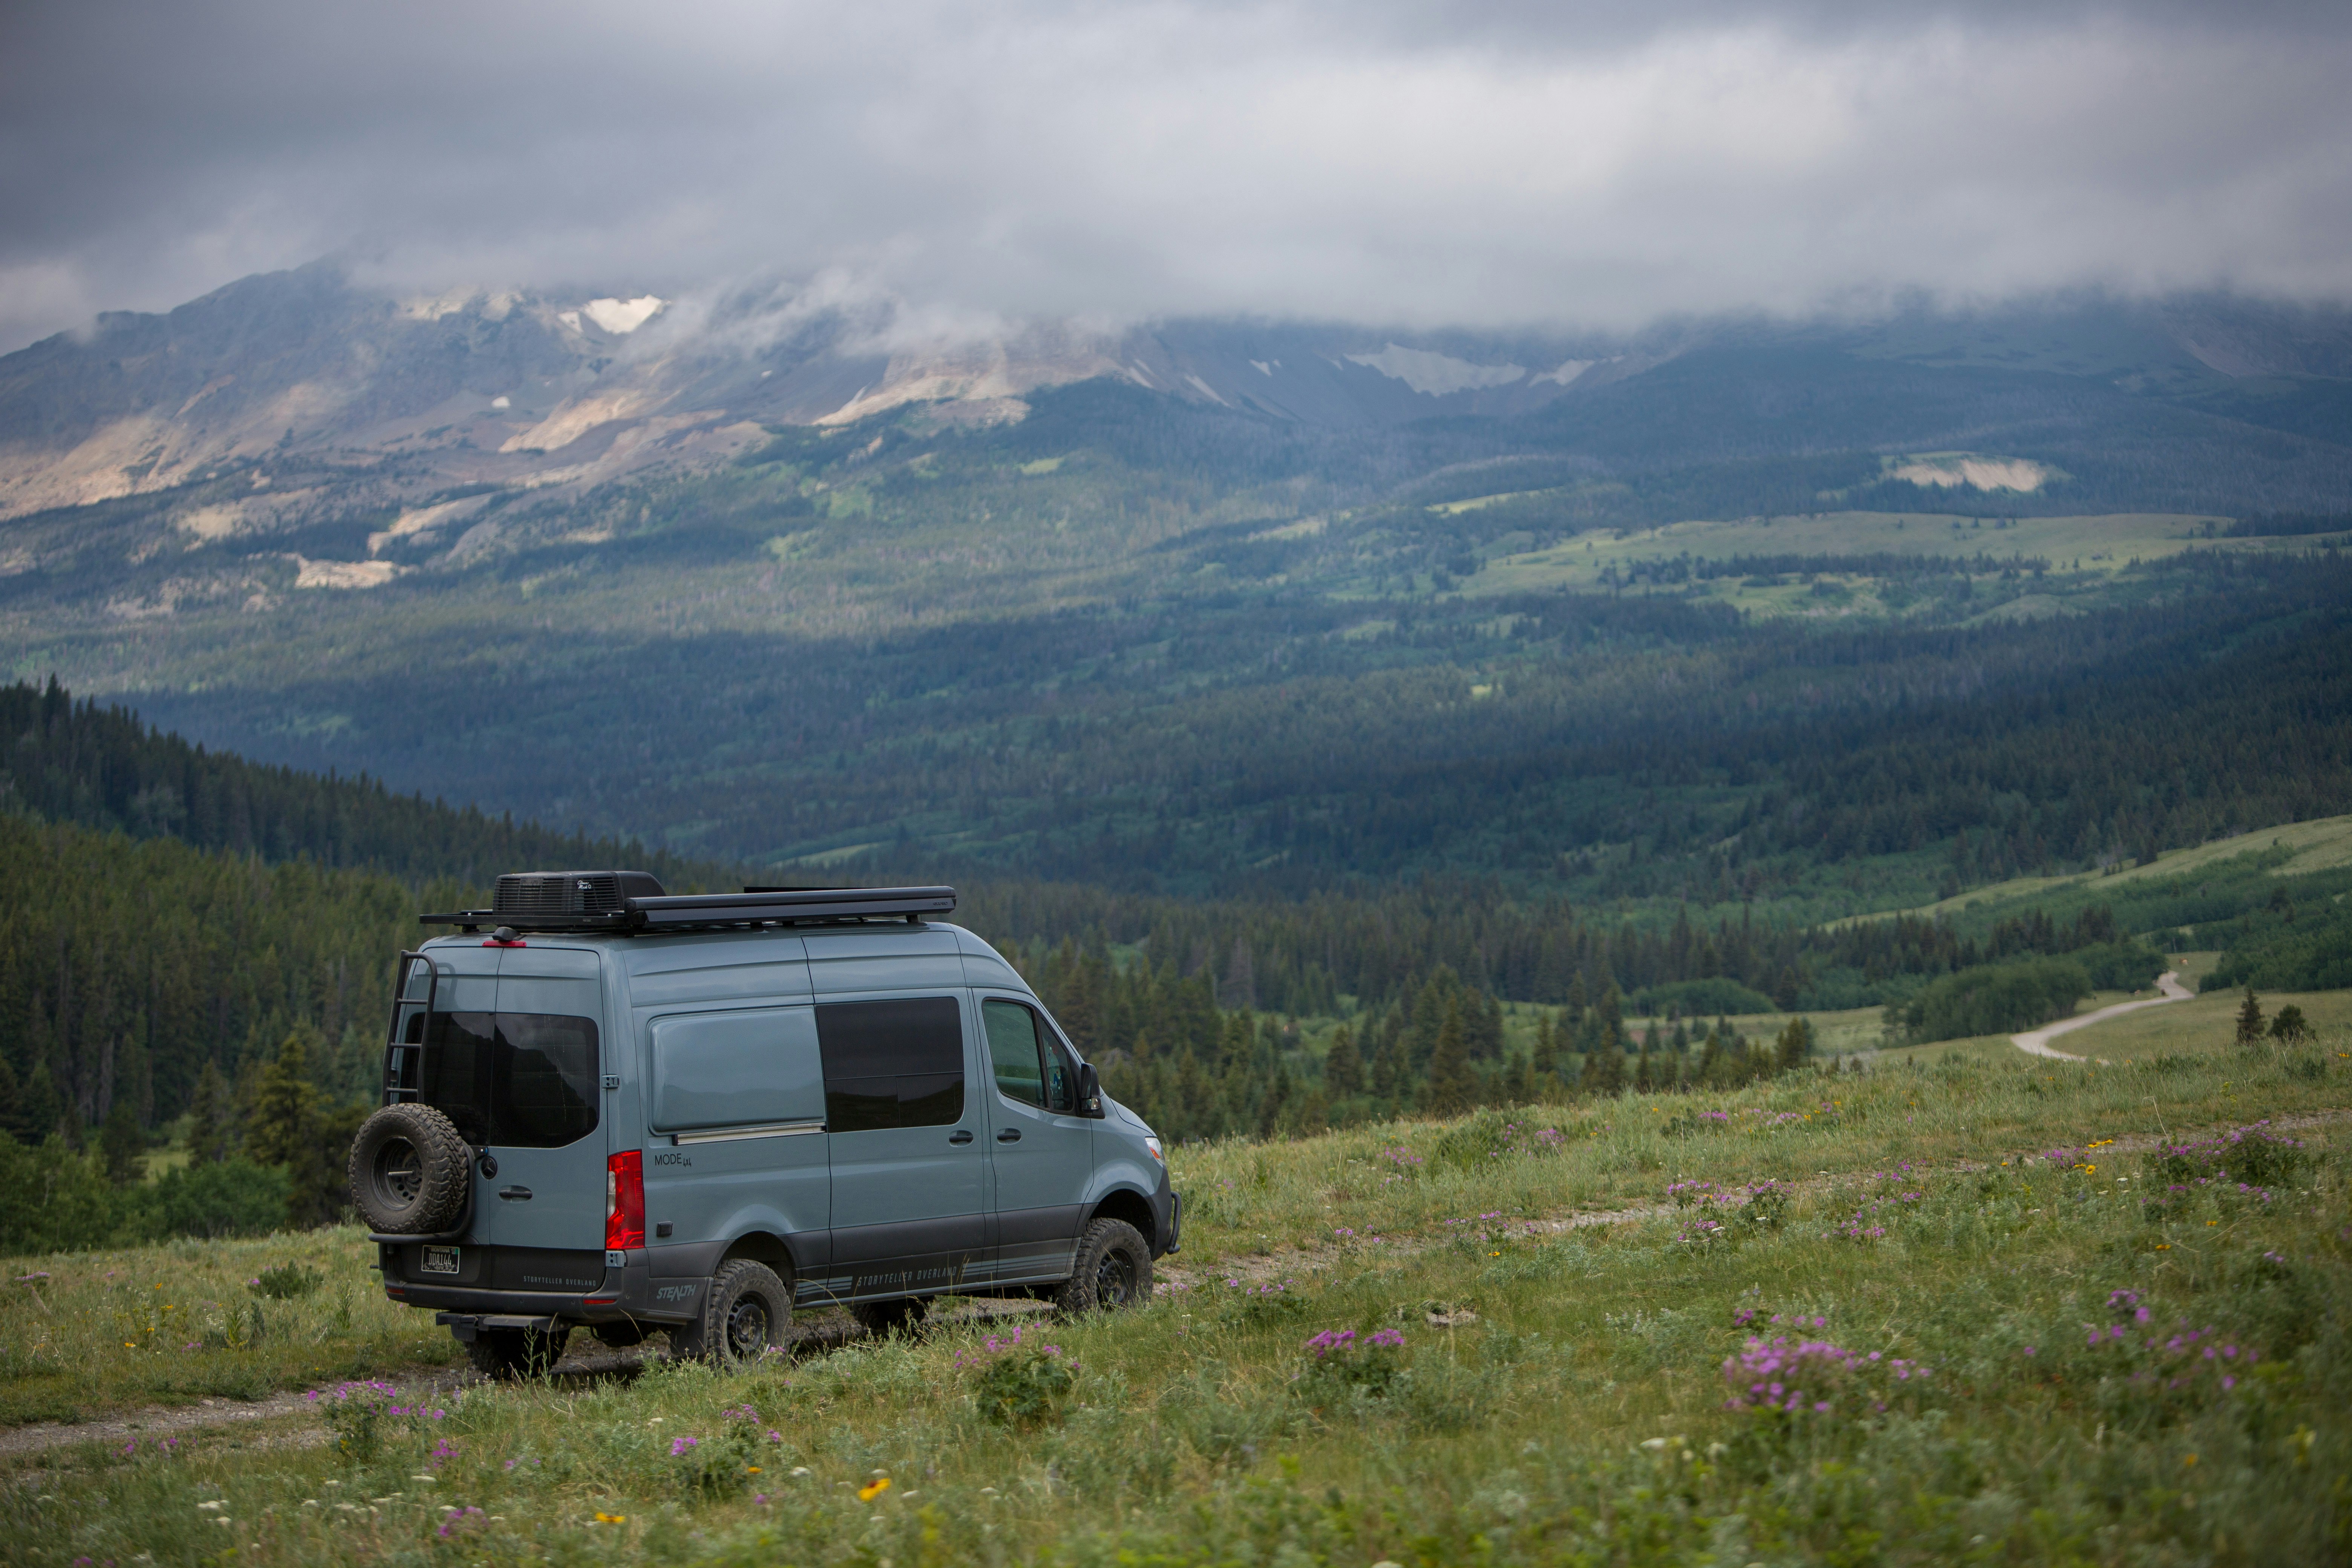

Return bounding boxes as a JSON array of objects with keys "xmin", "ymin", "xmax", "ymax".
[
  {"xmin": 5, "ymin": 996, "xmax": 2347, "ymax": 1566},
  {"xmin": 1463, "ymin": 510, "xmax": 2345, "ymax": 620}
]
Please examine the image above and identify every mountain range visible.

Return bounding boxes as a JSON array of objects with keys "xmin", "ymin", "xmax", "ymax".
[
  {"xmin": 1, "ymin": 263, "xmax": 2349, "ymax": 904},
  {"xmin": 5, "ymin": 262, "xmax": 2350, "ymax": 526}
]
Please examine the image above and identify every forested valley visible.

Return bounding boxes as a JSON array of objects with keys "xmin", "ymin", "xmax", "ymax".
[
  {"xmin": 5, "ymin": 293, "xmax": 2351, "ymax": 1255},
  {"xmin": 5, "ymin": 639, "xmax": 2346, "ymax": 1252}
]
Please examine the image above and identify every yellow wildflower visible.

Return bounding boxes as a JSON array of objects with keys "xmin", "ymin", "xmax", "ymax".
[{"xmin": 859, "ymin": 1478, "xmax": 892, "ymax": 1502}]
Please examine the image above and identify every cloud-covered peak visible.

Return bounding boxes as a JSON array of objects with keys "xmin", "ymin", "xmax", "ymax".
[{"xmin": 1, "ymin": 2, "xmax": 2348, "ymax": 354}]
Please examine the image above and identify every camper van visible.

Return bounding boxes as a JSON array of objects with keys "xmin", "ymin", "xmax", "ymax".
[{"xmin": 348, "ymin": 873, "xmax": 1178, "ymax": 1377}]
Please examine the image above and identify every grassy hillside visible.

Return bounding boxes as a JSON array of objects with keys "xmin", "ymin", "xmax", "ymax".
[{"xmin": 3, "ymin": 1009, "xmax": 2346, "ymax": 1565}]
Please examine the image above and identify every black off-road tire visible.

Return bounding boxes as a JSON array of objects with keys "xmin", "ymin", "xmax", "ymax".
[
  {"xmin": 348, "ymin": 1103, "xmax": 471, "ymax": 1234},
  {"xmin": 670, "ymin": 1260, "xmax": 791, "ymax": 1365},
  {"xmin": 466, "ymin": 1324, "xmax": 570, "ymax": 1381},
  {"xmin": 1054, "ymin": 1218, "xmax": 1152, "ymax": 1316},
  {"xmin": 850, "ymin": 1296, "xmax": 931, "ymax": 1337}
]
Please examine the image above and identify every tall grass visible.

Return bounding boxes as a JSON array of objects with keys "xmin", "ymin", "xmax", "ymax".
[{"xmin": 3, "ymin": 1026, "xmax": 2347, "ymax": 1565}]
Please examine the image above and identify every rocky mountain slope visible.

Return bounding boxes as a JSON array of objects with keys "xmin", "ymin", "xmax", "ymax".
[{"xmin": 10, "ymin": 263, "xmax": 2345, "ymax": 530}]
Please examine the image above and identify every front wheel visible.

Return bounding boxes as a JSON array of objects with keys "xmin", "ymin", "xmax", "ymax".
[
  {"xmin": 672, "ymin": 1260, "xmax": 792, "ymax": 1364},
  {"xmin": 1054, "ymin": 1218, "xmax": 1152, "ymax": 1316}
]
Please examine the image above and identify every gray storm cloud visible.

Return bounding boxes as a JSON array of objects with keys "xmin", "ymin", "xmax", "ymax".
[{"xmin": 2, "ymin": 0, "xmax": 2348, "ymax": 351}]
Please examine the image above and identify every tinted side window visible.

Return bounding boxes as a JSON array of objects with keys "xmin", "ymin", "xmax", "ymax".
[
  {"xmin": 984, "ymin": 999, "xmax": 1045, "ymax": 1107},
  {"xmin": 1041, "ymin": 1029, "xmax": 1079, "ymax": 1115},
  {"xmin": 816, "ymin": 997, "xmax": 965, "ymax": 1131}
]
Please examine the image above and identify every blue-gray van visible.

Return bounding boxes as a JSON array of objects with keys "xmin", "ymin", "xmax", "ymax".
[{"xmin": 347, "ymin": 873, "xmax": 1179, "ymax": 1377}]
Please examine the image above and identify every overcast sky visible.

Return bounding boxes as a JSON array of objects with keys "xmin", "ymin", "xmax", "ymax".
[{"xmin": 2, "ymin": 0, "xmax": 2348, "ymax": 352}]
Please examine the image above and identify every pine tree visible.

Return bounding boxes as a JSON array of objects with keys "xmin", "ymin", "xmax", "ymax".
[
  {"xmin": 1579, "ymin": 1032, "xmax": 1623, "ymax": 1098},
  {"xmin": 1529, "ymin": 1014, "xmax": 1559, "ymax": 1090},
  {"xmin": 1423, "ymin": 998, "xmax": 1473, "ymax": 1116},
  {"xmin": 0, "ymin": 1055, "xmax": 30, "ymax": 1145},
  {"xmin": 2269, "ymin": 1004, "xmax": 2312, "ymax": 1045},
  {"xmin": 244, "ymin": 1031, "xmax": 339, "ymax": 1228},
  {"xmin": 1634, "ymin": 1035, "xmax": 1654, "ymax": 1093},
  {"xmin": 1322, "ymin": 1026, "xmax": 1365, "ymax": 1097},
  {"xmin": 1256, "ymin": 1064, "xmax": 1293, "ymax": 1139},
  {"xmin": 1174, "ymin": 1050, "xmax": 1212, "ymax": 1140},
  {"xmin": 1472, "ymin": 993, "xmax": 1505, "ymax": 1060},
  {"xmin": 185, "ymin": 1060, "xmax": 238, "ymax": 1164},
  {"xmin": 1776, "ymin": 1016, "xmax": 1815, "ymax": 1072},
  {"xmin": 99, "ymin": 1095, "xmax": 145, "ymax": 1186},
  {"xmin": 2234, "ymin": 988, "xmax": 2266, "ymax": 1047}
]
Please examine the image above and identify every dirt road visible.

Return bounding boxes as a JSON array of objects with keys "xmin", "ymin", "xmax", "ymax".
[{"xmin": 2011, "ymin": 970, "xmax": 2195, "ymax": 1063}]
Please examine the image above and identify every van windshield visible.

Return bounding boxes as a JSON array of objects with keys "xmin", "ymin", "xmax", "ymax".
[{"xmin": 400, "ymin": 1010, "xmax": 601, "ymax": 1148}]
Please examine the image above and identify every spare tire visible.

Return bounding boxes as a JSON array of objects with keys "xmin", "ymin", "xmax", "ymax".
[{"xmin": 349, "ymin": 1102, "xmax": 472, "ymax": 1234}]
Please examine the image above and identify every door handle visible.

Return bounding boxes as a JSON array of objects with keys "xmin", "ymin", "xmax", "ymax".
[
  {"xmin": 948, "ymin": 1129, "xmax": 974, "ymax": 1145},
  {"xmin": 497, "ymin": 1185, "xmax": 533, "ymax": 1201},
  {"xmin": 997, "ymin": 1128, "xmax": 1021, "ymax": 1143}
]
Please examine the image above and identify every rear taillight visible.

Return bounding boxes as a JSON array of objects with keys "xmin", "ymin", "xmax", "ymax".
[{"xmin": 605, "ymin": 1150, "xmax": 644, "ymax": 1250}]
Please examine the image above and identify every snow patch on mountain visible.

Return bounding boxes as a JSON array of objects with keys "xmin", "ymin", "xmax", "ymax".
[
  {"xmin": 1345, "ymin": 344, "xmax": 1526, "ymax": 395},
  {"xmin": 582, "ymin": 296, "xmax": 665, "ymax": 334},
  {"xmin": 1887, "ymin": 454, "xmax": 2050, "ymax": 493},
  {"xmin": 1533, "ymin": 358, "xmax": 1597, "ymax": 386}
]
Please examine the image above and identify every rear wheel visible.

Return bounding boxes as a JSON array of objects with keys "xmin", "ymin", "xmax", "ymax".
[
  {"xmin": 465, "ymin": 1324, "xmax": 570, "ymax": 1381},
  {"xmin": 1054, "ymin": 1218, "xmax": 1152, "ymax": 1316},
  {"xmin": 672, "ymin": 1260, "xmax": 791, "ymax": 1365},
  {"xmin": 850, "ymin": 1296, "xmax": 931, "ymax": 1337}
]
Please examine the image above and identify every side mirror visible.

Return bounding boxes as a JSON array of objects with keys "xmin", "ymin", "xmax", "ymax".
[{"xmin": 1076, "ymin": 1063, "xmax": 1102, "ymax": 1118}]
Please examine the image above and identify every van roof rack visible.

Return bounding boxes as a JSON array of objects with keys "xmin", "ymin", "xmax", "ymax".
[{"xmin": 420, "ymin": 882, "xmax": 957, "ymax": 934}]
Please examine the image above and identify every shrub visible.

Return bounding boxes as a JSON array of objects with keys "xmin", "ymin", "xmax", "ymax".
[
  {"xmin": 670, "ymin": 1404, "xmax": 787, "ymax": 1495},
  {"xmin": 1217, "ymin": 1279, "xmax": 1309, "ymax": 1328},
  {"xmin": 1300, "ymin": 1327, "xmax": 1407, "ymax": 1400},
  {"xmin": 1632, "ymin": 978, "xmax": 1777, "ymax": 1017},
  {"xmin": 2073, "ymin": 939, "xmax": 2168, "ymax": 991},
  {"xmin": 0, "ymin": 1136, "xmax": 122, "ymax": 1256},
  {"xmin": 2269, "ymin": 1004, "xmax": 2313, "ymax": 1046},
  {"xmin": 250, "ymin": 1262, "xmax": 324, "ymax": 1300},
  {"xmin": 961, "ymin": 1325, "xmax": 1077, "ymax": 1428},
  {"xmin": 1721, "ymin": 1330, "xmax": 1931, "ymax": 1418},
  {"xmin": 2150, "ymin": 1124, "xmax": 2308, "ymax": 1188},
  {"xmin": 132, "ymin": 1160, "xmax": 292, "ymax": 1242},
  {"xmin": 1901, "ymin": 957, "xmax": 2090, "ymax": 1043},
  {"xmin": 2205, "ymin": 902, "xmax": 2352, "ymax": 993},
  {"xmin": 1432, "ymin": 1110, "xmax": 1565, "ymax": 1167},
  {"xmin": 307, "ymin": 1380, "xmax": 446, "ymax": 1462},
  {"xmin": 1668, "ymin": 1178, "xmax": 1789, "ymax": 1237}
]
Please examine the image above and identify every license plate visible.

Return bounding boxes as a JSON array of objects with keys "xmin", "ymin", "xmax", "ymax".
[{"xmin": 419, "ymin": 1245, "xmax": 460, "ymax": 1275}]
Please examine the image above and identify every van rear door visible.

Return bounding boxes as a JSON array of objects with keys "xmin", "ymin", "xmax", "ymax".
[{"xmin": 479, "ymin": 946, "xmax": 610, "ymax": 1259}]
